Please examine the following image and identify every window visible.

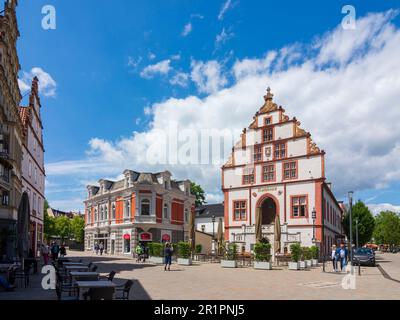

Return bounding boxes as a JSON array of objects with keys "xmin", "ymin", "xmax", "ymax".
[
  {"xmin": 264, "ymin": 116, "xmax": 272, "ymax": 126},
  {"xmin": 141, "ymin": 199, "xmax": 150, "ymax": 216},
  {"xmin": 94, "ymin": 209, "xmax": 98, "ymax": 221},
  {"xmin": 28, "ymin": 160, "xmax": 32, "ymax": 177},
  {"xmin": 125, "ymin": 200, "xmax": 131, "ymax": 218},
  {"xmin": 112, "ymin": 203, "xmax": 116, "ymax": 220},
  {"xmin": 292, "ymin": 196, "xmax": 308, "ymax": 218},
  {"xmin": 163, "ymin": 203, "xmax": 169, "ymax": 219},
  {"xmin": 263, "ymin": 128, "xmax": 273, "ymax": 142},
  {"xmin": 262, "ymin": 164, "xmax": 275, "ymax": 182},
  {"xmin": 105, "ymin": 205, "xmax": 108, "ymax": 220},
  {"xmin": 32, "ymin": 193, "xmax": 36, "ymax": 214},
  {"xmin": 253, "ymin": 145, "xmax": 262, "ymax": 162},
  {"xmin": 201, "ymin": 225, "xmax": 205, "ymax": 232},
  {"xmin": 1, "ymin": 191, "xmax": 9, "ymax": 206},
  {"xmin": 274, "ymin": 143, "xmax": 286, "ymax": 159},
  {"xmin": 34, "ymin": 167, "xmax": 38, "ymax": 184},
  {"xmin": 242, "ymin": 167, "xmax": 255, "ymax": 185},
  {"xmin": 233, "ymin": 201, "xmax": 247, "ymax": 220},
  {"xmin": 184, "ymin": 209, "xmax": 189, "ymax": 223},
  {"xmin": 100, "ymin": 206, "xmax": 104, "ymax": 220},
  {"xmin": 283, "ymin": 161, "xmax": 297, "ymax": 180},
  {"xmin": 87, "ymin": 208, "xmax": 91, "ymax": 223}
]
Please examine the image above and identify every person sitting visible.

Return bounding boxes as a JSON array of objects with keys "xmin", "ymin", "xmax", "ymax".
[{"xmin": 0, "ymin": 275, "xmax": 15, "ymax": 291}]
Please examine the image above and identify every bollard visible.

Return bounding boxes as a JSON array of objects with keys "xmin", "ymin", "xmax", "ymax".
[{"xmin": 358, "ymin": 261, "xmax": 361, "ymax": 276}]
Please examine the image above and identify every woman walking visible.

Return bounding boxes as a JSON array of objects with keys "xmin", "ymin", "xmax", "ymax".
[
  {"xmin": 164, "ymin": 243, "xmax": 173, "ymax": 271},
  {"xmin": 331, "ymin": 245, "xmax": 338, "ymax": 272},
  {"xmin": 41, "ymin": 243, "xmax": 49, "ymax": 265}
]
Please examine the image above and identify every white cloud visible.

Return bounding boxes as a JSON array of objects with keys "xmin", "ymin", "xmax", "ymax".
[
  {"xmin": 218, "ymin": 0, "xmax": 233, "ymax": 21},
  {"xmin": 140, "ymin": 59, "xmax": 172, "ymax": 79},
  {"xmin": 190, "ymin": 60, "xmax": 228, "ymax": 94},
  {"xmin": 128, "ymin": 56, "xmax": 143, "ymax": 69},
  {"xmin": 170, "ymin": 72, "xmax": 190, "ymax": 87},
  {"xmin": 148, "ymin": 52, "xmax": 156, "ymax": 60},
  {"xmin": 191, "ymin": 13, "xmax": 204, "ymax": 20},
  {"xmin": 47, "ymin": 10, "xmax": 400, "ymax": 207},
  {"xmin": 182, "ymin": 22, "xmax": 192, "ymax": 37},
  {"xmin": 171, "ymin": 54, "xmax": 181, "ymax": 60},
  {"xmin": 19, "ymin": 67, "xmax": 57, "ymax": 97},
  {"xmin": 368, "ymin": 203, "xmax": 400, "ymax": 215},
  {"xmin": 215, "ymin": 28, "xmax": 235, "ymax": 46}
]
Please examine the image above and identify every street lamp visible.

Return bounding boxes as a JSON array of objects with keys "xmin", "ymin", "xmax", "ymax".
[
  {"xmin": 348, "ymin": 191, "xmax": 354, "ymax": 274},
  {"xmin": 211, "ymin": 215, "xmax": 216, "ymax": 240},
  {"xmin": 312, "ymin": 207, "xmax": 316, "ymax": 242},
  {"xmin": 355, "ymin": 217, "xmax": 359, "ymax": 249},
  {"xmin": 242, "ymin": 224, "xmax": 247, "ymax": 252}
]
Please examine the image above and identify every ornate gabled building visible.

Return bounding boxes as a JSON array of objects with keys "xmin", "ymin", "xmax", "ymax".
[
  {"xmin": 222, "ymin": 88, "xmax": 343, "ymax": 257},
  {"xmin": 19, "ymin": 77, "xmax": 46, "ymax": 256},
  {"xmin": 0, "ymin": 0, "xmax": 24, "ymax": 259},
  {"xmin": 84, "ymin": 170, "xmax": 196, "ymax": 255}
]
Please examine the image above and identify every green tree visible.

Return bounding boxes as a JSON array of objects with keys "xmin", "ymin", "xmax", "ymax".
[
  {"xmin": 342, "ymin": 200, "xmax": 375, "ymax": 246},
  {"xmin": 70, "ymin": 215, "xmax": 85, "ymax": 244},
  {"xmin": 55, "ymin": 216, "xmax": 71, "ymax": 242},
  {"xmin": 373, "ymin": 211, "xmax": 400, "ymax": 246},
  {"xmin": 43, "ymin": 200, "xmax": 56, "ymax": 241},
  {"xmin": 190, "ymin": 182, "xmax": 206, "ymax": 208}
]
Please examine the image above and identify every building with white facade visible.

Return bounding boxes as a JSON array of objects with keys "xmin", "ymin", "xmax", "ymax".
[
  {"xmin": 19, "ymin": 77, "xmax": 46, "ymax": 255},
  {"xmin": 222, "ymin": 88, "xmax": 343, "ymax": 256},
  {"xmin": 195, "ymin": 203, "xmax": 224, "ymax": 236},
  {"xmin": 84, "ymin": 170, "xmax": 196, "ymax": 255}
]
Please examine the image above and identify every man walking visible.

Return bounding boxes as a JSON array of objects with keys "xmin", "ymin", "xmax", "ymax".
[
  {"xmin": 99, "ymin": 242, "xmax": 104, "ymax": 256},
  {"xmin": 338, "ymin": 243, "xmax": 349, "ymax": 272}
]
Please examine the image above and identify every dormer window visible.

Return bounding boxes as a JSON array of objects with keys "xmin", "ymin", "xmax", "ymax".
[
  {"xmin": 264, "ymin": 116, "xmax": 272, "ymax": 126},
  {"xmin": 141, "ymin": 199, "xmax": 150, "ymax": 216}
]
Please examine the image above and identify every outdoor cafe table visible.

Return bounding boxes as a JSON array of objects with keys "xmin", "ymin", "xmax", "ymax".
[
  {"xmin": 64, "ymin": 265, "xmax": 90, "ymax": 273},
  {"xmin": 70, "ymin": 272, "xmax": 99, "ymax": 282},
  {"xmin": 75, "ymin": 280, "xmax": 116, "ymax": 300},
  {"xmin": 62, "ymin": 262, "xmax": 86, "ymax": 266}
]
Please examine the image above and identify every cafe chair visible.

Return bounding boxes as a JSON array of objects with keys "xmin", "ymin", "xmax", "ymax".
[
  {"xmin": 115, "ymin": 280, "xmax": 133, "ymax": 300},
  {"xmin": 100, "ymin": 271, "xmax": 116, "ymax": 282},
  {"xmin": 12, "ymin": 264, "xmax": 31, "ymax": 288},
  {"xmin": 84, "ymin": 287, "xmax": 115, "ymax": 300},
  {"xmin": 55, "ymin": 271, "xmax": 75, "ymax": 300},
  {"xmin": 90, "ymin": 265, "xmax": 98, "ymax": 272}
]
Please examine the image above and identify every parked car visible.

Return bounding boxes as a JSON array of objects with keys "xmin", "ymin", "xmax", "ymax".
[{"xmin": 352, "ymin": 248, "xmax": 376, "ymax": 266}]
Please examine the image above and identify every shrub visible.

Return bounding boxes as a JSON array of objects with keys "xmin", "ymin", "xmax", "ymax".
[
  {"xmin": 225, "ymin": 243, "xmax": 238, "ymax": 261},
  {"xmin": 290, "ymin": 243, "xmax": 301, "ymax": 262},
  {"xmin": 177, "ymin": 242, "xmax": 191, "ymax": 259},
  {"xmin": 301, "ymin": 247, "xmax": 312, "ymax": 260},
  {"xmin": 254, "ymin": 242, "xmax": 272, "ymax": 262},
  {"xmin": 148, "ymin": 243, "xmax": 154, "ymax": 256},
  {"xmin": 195, "ymin": 244, "xmax": 202, "ymax": 254},
  {"xmin": 150, "ymin": 242, "xmax": 164, "ymax": 257},
  {"xmin": 310, "ymin": 246, "xmax": 319, "ymax": 259}
]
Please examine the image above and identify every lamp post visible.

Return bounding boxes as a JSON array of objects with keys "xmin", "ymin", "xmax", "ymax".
[
  {"xmin": 212, "ymin": 215, "xmax": 216, "ymax": 240},
  {"xmin": 348, "ymin": 191, "xmax": 354, "ymax": 274},
  {"xmin": 242, "ymin": 224, "xmax": 247, "ymax": 253},
  {"xmin": 355, "ymin": 218, "xmax": 359, "ymax": 249},
  {"xmin": 312, "ymin": 207, "xmax": 316, "ymax": 243}
]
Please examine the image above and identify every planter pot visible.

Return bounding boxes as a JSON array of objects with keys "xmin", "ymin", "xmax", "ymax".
[
  {"xmin": 254, "ymin": 261, "xmax": 272, "ymax": 270},
  {"xmin": 177, "ymin": 258, "xmax": 192, "ymax": 266},
  {"xmin": 305, "ymin": 260, "xmax": 312, "ymax": 268},
  {"xmin": 299, "ymin": 261, "xmax": 306, "ymax": 269},
  {"xmin": 311, "ymin": 259, "xmax": 318, "ymax": 266},
  {"xmin": 221, "ymin": 260, "xmax": 237, "ymax": 268},
  {"xmin": 288, "ymin": 262, "xmax": 300, "ymax": 270},
  {"xmin": 150, "ymin": 256, "xmax": 164, "ymax": 264}
]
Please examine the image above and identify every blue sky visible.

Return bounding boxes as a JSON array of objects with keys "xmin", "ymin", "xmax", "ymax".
[{"xmin": 15, "ymin": 0, "xmax": 400, "ymax": 213}]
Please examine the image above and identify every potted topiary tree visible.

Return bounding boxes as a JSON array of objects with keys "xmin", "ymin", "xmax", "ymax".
[
  {"xmin": 299, "ymin": 247, "xmax": 308, "ymax": 269},
  {"xmin": 150, "ymin": 242, "xmax": 164, "ymax": 264},
  {"xmin": 177, "ymin": 242, "xmax": 192, "ymax": 265},
  {"xmin": 310, "ymin": 245, "xmax": 319, "ymax": 266},
  {"xmin": 288, "ymin": 243, "xmax": 301, "ymax": 270},
  {"xmin": 195, "ymin": 244, "xmax": 202, "ymax": 254},
  {"xmin": 303, "ymin": 247, "xmax": 312, "ymax": 268},
  {"xmin": 221, "ymin": 243, "xmax": 238, "ymax": 268},
  {"xmin": 254, "ymin": 242, "xmax": 272, "ymax": 270}
]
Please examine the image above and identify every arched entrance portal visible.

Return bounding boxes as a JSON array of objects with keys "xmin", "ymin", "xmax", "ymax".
[{"xmin": 261, "ymin": 197, "xmax": 276, "ymax": 225}]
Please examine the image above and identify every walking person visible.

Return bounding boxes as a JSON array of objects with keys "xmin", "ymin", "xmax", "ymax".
[
  {"xmin": 41, "ymin": 243, "xmax": 50, "ymax": 266},
  {"xmin": 338, "ymin": 243, "xmax": 349, "ymax": 272},
  {"xmin": 135, "ymin": 244, "xmax": 143, "ymax": 262},
  {"xmin": 164, "ymin": 242, "xmax": 173, "ymax": 271},
  {"xmin": 50, "ymin": 242, "xmax": 60, "ymax": 261},
  {"xmin": 331, "ymin": 245, "xmax": 338, "ymax": 272},
  {"xmin": 60, "ymin": 244, "xmax": 67, "ymax": 258},
  {"xmin": 99, "ymin": 242, "xmax": 104, "ymax": 256},
  {"xmin": 94, "ymin": 242, "xmax": 99, "ymax": 255}
]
